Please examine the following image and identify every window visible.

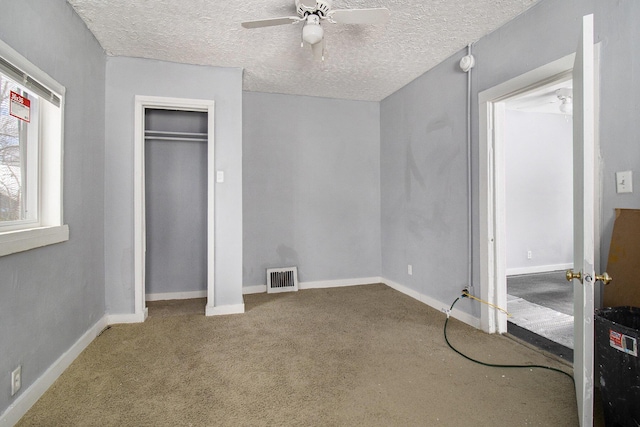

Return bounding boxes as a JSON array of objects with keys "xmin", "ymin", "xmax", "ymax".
[{"xmin": 0, "ymin": 39, "xmax": 68, "ymax": 256}]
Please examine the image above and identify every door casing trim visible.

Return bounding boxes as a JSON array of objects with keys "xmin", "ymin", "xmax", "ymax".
[{"xmin": 134, "ymin": 95, "xmax": 216, "ymax": 321}]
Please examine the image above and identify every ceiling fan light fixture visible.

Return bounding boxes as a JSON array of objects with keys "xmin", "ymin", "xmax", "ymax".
[
  {"xmin": 242, "ymin": 0, "xmax": 390, "ymax": 58},
  {"xmin": 556, "ymin": 88, "xmax": 573, "ymax": 114},
  {"xmin": 302, "ymin": 20, "xmax": 324, "ymax": 45},
  {"xmin": 559, "ymin": 98, "xmax": 573, "ymax": 114}
]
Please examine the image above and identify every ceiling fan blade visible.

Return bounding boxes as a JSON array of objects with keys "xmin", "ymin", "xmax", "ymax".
[
  {"xmin": 241, "ymin": 16, "xmax": 301, "ymax": 29},
  {"xmin": 299, "ymin": 0, "xmax": 317, "ymax": 8},
  {"xmin": 311, "ymin": 39, "xmax": 325, "ymax": 61},
  {"xmin": 328, "ymin": 8, "xmax": 390, "ymax": 25}
]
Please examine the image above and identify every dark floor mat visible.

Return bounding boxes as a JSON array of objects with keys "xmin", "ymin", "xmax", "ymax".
[{"xmin": 508, "ymin": 270, "xmax": 573, "ymax": 315}]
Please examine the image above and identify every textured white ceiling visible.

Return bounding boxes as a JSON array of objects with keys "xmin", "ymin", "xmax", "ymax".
[{"xmin": 67, "ymin": 0, "xmax": 539, "ymax": 101}]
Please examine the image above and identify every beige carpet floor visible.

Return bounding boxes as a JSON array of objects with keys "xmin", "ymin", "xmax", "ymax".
[{"xmin": 17, "ymin": 284, "xmax": 580, "ymax": 426}]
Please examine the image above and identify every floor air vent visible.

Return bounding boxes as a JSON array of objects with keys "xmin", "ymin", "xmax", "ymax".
[{"xmin": 267, "ymin": 267, "xmax": 299, "ymax": 293}]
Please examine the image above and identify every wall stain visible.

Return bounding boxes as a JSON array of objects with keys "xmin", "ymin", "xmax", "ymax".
[
  {"xmin": 426, "ymin": 116, "xmax": 452, "ymax": 135},
  {"xmin": 405, "ymin": 144, "xmax": 426, "ymax": 202},
  {"xmin": 276, "ymin": 244, "xmax": 299, "ymax": 266}
]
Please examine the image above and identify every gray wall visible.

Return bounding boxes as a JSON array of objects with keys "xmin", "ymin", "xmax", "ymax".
[
  {"xmin": 505, "ymin": 110, "xmax": 573, "ymax": 273},
  {"xmin": 594, "ymin": 0, "xmax": 640, "ymax": 267},
  {"xmin": 381, "ymin": 0, "xmax": 640, "ymax": 313},
  {"xmin": 104, "ymin": 57, "xmax": 243, "ymax": 311},
  {"xmin": 243, "ymin": 92, "xmax": 381, "ymax": 286},
  {"xmin": 0, "ymin": 0, "xmax": 105, "ymax": 415},
  {"xmin": 380, "ymin": 53, "xmax": 469, "ymax": 305}
]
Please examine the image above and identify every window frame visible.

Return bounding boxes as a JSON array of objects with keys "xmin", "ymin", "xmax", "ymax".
[{"xmin": 0, "ymin": 38, "xmax": 68, "ymax": 256}]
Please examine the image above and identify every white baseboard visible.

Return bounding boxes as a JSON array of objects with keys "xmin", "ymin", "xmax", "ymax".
[
  {"xmin": 300, "ymin": 276, "xmax": 383, "ymax": 289},
  {"xmin": 206, "ymin": 303, "xmax": 245, "ymax": 316},
  {"xmin": 0, "ymin": 316, "xmax": 108, "ymax": 427},
  {"xmin": 106, "ymin": 308, "xmax": 147, "ymax": 325},
  {"xmin": 382, "ymin": 279, "xmax": 480, "ymax": 329},
  {"xmin": 507, "ymin": 263, "xmax": 573, "ymax": 276},
  {"xmin": 242, "ymin": 277, "xmax": 383, "ymax": 294},
  {"xmin": 243, "ymin": 285, "xmax": 266, "ymax": 294},
  {"xmin": 145, "ymin": 290, "xmax": 207, "ymax": 301}
]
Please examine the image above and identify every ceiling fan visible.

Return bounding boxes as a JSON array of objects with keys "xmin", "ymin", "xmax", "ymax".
[{"xmin": 241, "ymin": 0, "xmax": 390, "ymax": 61}]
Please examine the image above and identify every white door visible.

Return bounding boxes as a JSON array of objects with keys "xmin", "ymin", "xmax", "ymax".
[
  {"xmin": 479, "ymin": 14, "xmax": 601, "ymax": 424},
  {"xmin": 569, "ymin": 14, "xmax": 596, "ymax": 427}
]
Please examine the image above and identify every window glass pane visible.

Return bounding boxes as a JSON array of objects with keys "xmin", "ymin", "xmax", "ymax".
[
  {"xmin": 0, "ymin": 75, "xmax": 21, "ymax": 221},
  {"xmin": 0, "ymin": 73, "xmax": 35, "ymax": 223}
]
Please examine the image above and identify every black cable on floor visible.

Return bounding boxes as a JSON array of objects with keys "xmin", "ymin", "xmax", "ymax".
[{"xmin": 444, "ymin": 296, "xmax": 575, "ymax": 384}]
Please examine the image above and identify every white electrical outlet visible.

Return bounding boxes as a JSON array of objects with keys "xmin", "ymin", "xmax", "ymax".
[
  {"xmin": 408, "ymin": 264, "xmax": 413, "ymax": 275},
  {"xmin": 11, "ymin": 365, "xmax": 21, "ymax": 396},
  {"xmin": 527, "ymin": 251, "xmax": 532, "ymax": 260}
]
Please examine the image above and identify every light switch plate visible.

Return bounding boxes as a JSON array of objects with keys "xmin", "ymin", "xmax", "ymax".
[
  {"xmin": 616, "ymin": 171, "xmax": 633, "ymax": 193},
  {"xmin": 216, "ymin": 171, "xmax": 224, "ymax": 183}
]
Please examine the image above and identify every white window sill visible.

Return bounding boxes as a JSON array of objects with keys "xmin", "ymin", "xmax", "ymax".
[{"xmin": 0, "ymin": 225, "xmax": 69, "ymax": 257}]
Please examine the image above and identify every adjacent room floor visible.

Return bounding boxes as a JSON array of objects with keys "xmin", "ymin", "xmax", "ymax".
[{"xmin": 507, "ymin": 270, "xmax": 574, "ymax": 361}]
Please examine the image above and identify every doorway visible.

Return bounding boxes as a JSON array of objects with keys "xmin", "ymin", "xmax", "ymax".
[
  {"xmin": 479, "ymin": 52, "xmax": 601, "ymax": 335},
  {"xmin": 133, "ymin": 96, "xmax": 216, "ymax": 321},
  {"xmin": 478, "ymin": 53, "xmax": 577, "ymax": 335},
  {"xmin": 144, "ymin": 108, "xmax": 208, "ymax": 301},
  {"xmin": 501, "ymin": 81, "xmax": 575, "ymax": 357}
]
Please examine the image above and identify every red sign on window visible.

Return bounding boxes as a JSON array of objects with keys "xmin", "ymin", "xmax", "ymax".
[{"xmin": 9, "ymin": 90, "xmax": 30, "ymax": 123}]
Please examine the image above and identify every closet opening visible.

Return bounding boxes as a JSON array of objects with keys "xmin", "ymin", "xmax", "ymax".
[
  {"xmin": 133, "ymin": 96, "xmax": 216, "ymax": 321},
  {"xmin": 144, "ymin": 109, "xmax": 208, "ymax": 303}
]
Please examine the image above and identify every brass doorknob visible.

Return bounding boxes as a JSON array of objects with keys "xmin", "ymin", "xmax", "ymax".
[
  {"xmin": 596, "ymin": 272, "xmax": 612, "ymax": 285},
  {"xmin": 566, "ymin": 269, "xmax": 582, "ymax": 282}
]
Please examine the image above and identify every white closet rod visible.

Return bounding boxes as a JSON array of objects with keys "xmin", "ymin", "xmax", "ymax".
[{"xmin": 145, "ymin": 130, "xmax": 208, "ymax": 142}]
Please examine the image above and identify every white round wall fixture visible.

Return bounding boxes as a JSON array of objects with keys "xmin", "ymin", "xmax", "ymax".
[{"xmin": 459, "ymin": 55, "xmax": 475, "ymax": 72}]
